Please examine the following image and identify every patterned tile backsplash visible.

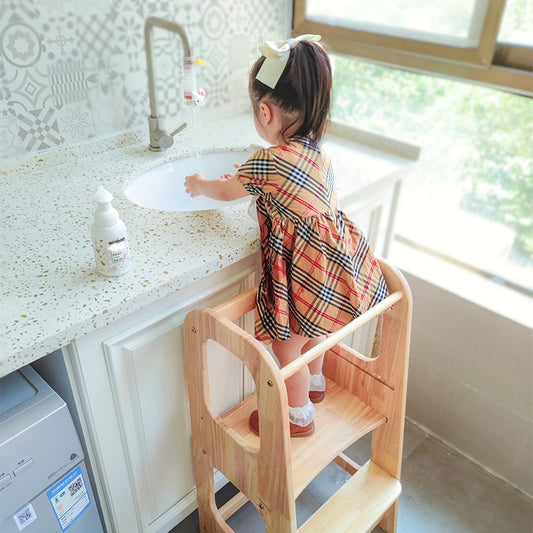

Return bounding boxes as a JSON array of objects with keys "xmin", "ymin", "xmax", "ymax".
[{"xmin": 0, "ymin": 0, "xmax": 291, "ymax": 159}]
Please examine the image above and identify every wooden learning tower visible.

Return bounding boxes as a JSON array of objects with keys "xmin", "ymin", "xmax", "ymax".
[{"xmin": 184, "ymin": 259, "xmax": 412, "ymax": 532}]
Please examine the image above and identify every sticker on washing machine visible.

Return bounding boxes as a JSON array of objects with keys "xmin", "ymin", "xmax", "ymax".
[
  {"xmin": 47, "ymin": 465, "xmax": 91, "ymax": 531},
  {"xmin": 13, "ymin": 503, "xmax": 37, "ymax": 530}
]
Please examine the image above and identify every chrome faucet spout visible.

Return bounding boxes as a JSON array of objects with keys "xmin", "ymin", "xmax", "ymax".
[{"xmin": 144, "ymin": 17, "xmax": 192, "ymax": 151}]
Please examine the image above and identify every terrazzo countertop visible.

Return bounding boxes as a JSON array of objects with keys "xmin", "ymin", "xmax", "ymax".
[{"xmin": 0, "ymin": 111, "xmax": 418, "ymax": 377}]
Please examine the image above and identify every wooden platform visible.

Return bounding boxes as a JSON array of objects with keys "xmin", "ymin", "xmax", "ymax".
[
  {"xmin": 298, "ymin": 460, "xmax": 401, "ymax": 533},
  {"xmin": 222, "ymin": 378, "xmax": 387, "ymax": 498}
]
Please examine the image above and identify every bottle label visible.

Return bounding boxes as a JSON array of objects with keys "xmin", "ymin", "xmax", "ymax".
[
  {"xmin": 109, "ymin": 237, "xmax": 128, "ymax": 264},
  {"xmin": 92, "ymin": 237, "xmax": 131, "ymax": 276}
]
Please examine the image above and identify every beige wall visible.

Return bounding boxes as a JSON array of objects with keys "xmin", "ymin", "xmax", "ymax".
[{"xmin": 405, "ymin": 272, "xmax": 533, "ymax": 496}]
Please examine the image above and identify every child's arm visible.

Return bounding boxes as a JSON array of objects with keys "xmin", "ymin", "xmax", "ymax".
[{"xmin": 184, "ymin": 173, "xmax": 249, "ymax": 201}]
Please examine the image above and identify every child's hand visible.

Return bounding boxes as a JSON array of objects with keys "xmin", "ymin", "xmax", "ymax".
[
  {"xmin": 184, "ymin": 166, "xmax": 248, "ymax": 201},
  {"xmin": 220, "ymin": 164, "xmax": 241, "ymax": 180},
  {"xmin": 184, "ymin": 173, "xmax": 206, "ymax": 198}
]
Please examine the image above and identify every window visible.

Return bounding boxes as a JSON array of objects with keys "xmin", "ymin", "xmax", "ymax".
[
  {"xmin": 331, "ymin": 56, "xmax": 532, "ymax": 295},
  {"xmin": 498, "ymin": 0, "xmax": 533, "ymax": 46},
  {"xmin": 293, "ymin": 0, "xmax": 533, "ymax": 296},
  {"xmin": 294, "ymin": 0, "xmax": 533, "ymax": 94},
  {"xmin": 306, "ymin": 0, "xmax": 492, "ymax": 48}
]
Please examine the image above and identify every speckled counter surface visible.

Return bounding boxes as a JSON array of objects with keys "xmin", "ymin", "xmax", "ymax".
[{"xmin": 0, "ymin": 112, "xmax": 418, "ymax": 377}]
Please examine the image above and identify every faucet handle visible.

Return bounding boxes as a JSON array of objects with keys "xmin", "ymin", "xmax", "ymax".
[
  {"xmin": 148, "ymin": 118, "xmax": 188, "ymax": 151},
  {"xmin": 157, "ymin": 131, "xmax": 174, "ymax": 150},
  {"xmin": 149, "ymin": 126, "xmax": 173, "ymax": 151},
  {"xmin": 170, "ymin": 122, "xmax": 187, "ymax": 137}
]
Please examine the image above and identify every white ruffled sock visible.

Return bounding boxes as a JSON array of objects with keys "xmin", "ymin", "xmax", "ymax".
[
  {"xmin": 288, "ymin": 400, "xmax": 315, "ymax": 427},
  {"xmin": 309, "ymin": 373, "xmax": 326, "ymax": 392}
]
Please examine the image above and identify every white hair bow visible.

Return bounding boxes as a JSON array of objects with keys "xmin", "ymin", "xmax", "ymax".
[{"xmin": 256, "ymin": 34, "xmax": 321, "ymax": 89}]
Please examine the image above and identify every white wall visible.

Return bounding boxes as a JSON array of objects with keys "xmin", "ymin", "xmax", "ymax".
[{"xmin": 405, "ymin": 272, "xmax": 533, "ymax": 496}]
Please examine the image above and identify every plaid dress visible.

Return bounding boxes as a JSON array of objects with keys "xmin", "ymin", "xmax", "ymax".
[{"xmin": 236, "ymin": 137, "xmax": 388, "ymax": 342}]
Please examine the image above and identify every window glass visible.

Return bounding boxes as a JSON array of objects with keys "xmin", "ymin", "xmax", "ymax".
[
  {"xmin": 498, "ymin": 0, "xmax": 533, "ymax": 45},
  {"xmin": 331, "ymin": 55, "xmax": 533, "ymax": 294},
  {"xmin": 306, "ymin": 0, "xmax": 486, "ymax": 47}
]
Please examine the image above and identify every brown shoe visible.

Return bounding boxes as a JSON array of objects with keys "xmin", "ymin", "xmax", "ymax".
[
  {"xmin": 249, "ymin": 410, "xmax": 315, "ymax": 438},
  {"xmin": 309, "ymin": 390, "xmax": 325, "ymax": 403}
]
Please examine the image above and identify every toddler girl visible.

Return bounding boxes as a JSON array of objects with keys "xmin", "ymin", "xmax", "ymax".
[{"xmin": 184, "ymin": 35, "xmax": 388, "ymax": 437}]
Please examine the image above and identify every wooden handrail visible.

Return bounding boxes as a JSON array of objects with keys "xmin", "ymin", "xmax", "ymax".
[
  {"xmin": 280, "ymin": 291, "xmax": 403, "ymax": 381},
  {"xmin": 212, "ymin": 284, "xmax": 403, "ymax": 383}
]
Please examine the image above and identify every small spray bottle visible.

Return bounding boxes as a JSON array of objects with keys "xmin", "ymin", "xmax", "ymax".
[{"xmin": 91, "ymin": 186, "xmax": 131, "ymax": 277}]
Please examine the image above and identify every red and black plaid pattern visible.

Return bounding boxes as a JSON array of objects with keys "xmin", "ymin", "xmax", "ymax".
[{"xmin": 237, "ymin": 137, "xmax": 388, "ymax": 342}]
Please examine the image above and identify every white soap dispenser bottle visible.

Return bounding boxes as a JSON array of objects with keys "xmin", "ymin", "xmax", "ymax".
[{"xmin": 91, "ymin": 186, "xmax": 131, "ymax": 277}]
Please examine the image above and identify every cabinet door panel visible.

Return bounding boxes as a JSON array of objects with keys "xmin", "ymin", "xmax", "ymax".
[
  {"xmin": 106, "ymin": 319, "xmax": 246, "ymax": 518},
  {"xmin": 106, "ymin": 313, "xmax": 194, "ymax": 523},
  {"xmin": 74, "ymin": 267, "xmax": 256, "ymax": 533}
]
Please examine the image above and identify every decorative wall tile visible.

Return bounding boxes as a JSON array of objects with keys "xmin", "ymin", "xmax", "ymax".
[
  {"xmin": 201, "ymin": 40, "xmax": 229, "ymax": 108},
  {"xmin": 85, "ymin": 55, "xmax": 122, "ymax": 98},
  {"xmin": 0, "ymin": 115, "xmax": 20, "ymax": 158},
  {"xmin": 39, "ymin": 0, "xmax": 76, "ymax": 20},
  {"xmin": 48, "ymin": 59, "xmax": 88, "ymax": 107},
  {"xmin": 0, "ymin": 1, "xmax": 40, "ymax": 26},
  {"xmin": 17, "ymin": 107, "xmax": 63, "ymax": 152},
  {"xmin": 1, "ymin": 21, "xmax": 43, "ymax": 69},
  {"xmin": 114, "ymin": 13, "xmax": 144, "ymax": 53},
  {"xmin": 122, "ymin": 74, "xmax": 146, "ymax": 129},
  {"xmin": 57, "ymin": 102, "xmax": 93, "ymax": 140},
  {"xmin": 65, "ymin": 0, "xmax": 111, "ymax": 19},
  {"xmin": 0, "ymin": 68, "xmax": 16, "ymax": 115},
  {"xmin": 77, "ymin": 14, "xmax": 122, "ymax": 58},
  {"xmin": 0, "ymin": 0, "xmax": 292, "ymax": 159},
  {"xmin": 202, "ymin": 2, "xmax": 227, "ymax": 41},
  {"xmin": 11, "ymin": 68, "xmax": 51, "ymax": 110},
  {"xmin": 42, "ymin": 16, "xmax": 80, "ymax": 61}
]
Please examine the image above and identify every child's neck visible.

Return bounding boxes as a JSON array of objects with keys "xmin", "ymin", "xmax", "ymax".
[
  {"xmin": 276, "ymin": 116, "xmax": 302, "ymax": 145},
  {"xmin": 256, "ymin": 101, "xmax": 302, "ymax": 146}
]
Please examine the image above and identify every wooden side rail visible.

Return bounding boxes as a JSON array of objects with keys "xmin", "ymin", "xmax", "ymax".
[
  {"xmin": 185, "ymin": 304, "xmax": 298, "ymax": 531},
  {"xmin": 213, "ymin": 286, "xmax": 257, "ymax": 320}
]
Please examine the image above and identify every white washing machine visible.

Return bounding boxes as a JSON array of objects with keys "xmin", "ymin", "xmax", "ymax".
[{"xmin": 0, "ymin": 365, "xmax": 104, "ymax": 532}]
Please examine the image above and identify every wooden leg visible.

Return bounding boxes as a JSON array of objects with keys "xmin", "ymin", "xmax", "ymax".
[
  {"xmin": 378, "ymin": 500, "xmax": 399, "ymax": 533},
  {"xmin": 195, "ymin": 460, "xmax": 230, "ymax": 533},
  {"xmin": 195, "ymin": 460, "xmax": 214, "ymax": 532}
]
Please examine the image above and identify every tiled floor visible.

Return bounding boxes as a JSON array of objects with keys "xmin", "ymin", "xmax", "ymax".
[{"xmin": 171, "ymin": 420, "xmax": 533, "ymax": 532}]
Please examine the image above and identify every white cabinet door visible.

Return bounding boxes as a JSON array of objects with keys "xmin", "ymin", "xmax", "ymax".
[{"xmin": 66, "ymin": 261, "xmax": 257, "ymax": 533}]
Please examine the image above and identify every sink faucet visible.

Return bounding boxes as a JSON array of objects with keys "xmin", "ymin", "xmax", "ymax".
[{"xmin": 144, "ymin": 17, "xmax": 204, "ymax": 152}]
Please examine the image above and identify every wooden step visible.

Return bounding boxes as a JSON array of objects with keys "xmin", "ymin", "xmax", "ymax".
[
  {"xmin": 221, "ymin": 377, "xmax": 386, "ymax": 498},
  {"xmin": 298, "ymin": 460, "xmax": 401, "ymax": 533}
]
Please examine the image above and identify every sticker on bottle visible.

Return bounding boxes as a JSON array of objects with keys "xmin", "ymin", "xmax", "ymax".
[
  {"xmin": 13, "ymin": 503, "xmax": 37, "ymax": 530},
  {"xmin": 47, "ymin": 465, "xmax": 90, "ymax": 531},
  {"xmin": 109, "ymin": 237, "xmax": 129, "ymax": 264}
]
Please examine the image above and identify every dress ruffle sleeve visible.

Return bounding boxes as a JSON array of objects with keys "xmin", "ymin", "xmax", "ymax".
[{"xmin": 235, "ymin": 148, "xmax": 277, "ymax": 197}]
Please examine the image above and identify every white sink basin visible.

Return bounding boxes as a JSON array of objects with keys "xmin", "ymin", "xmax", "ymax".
[{"xmin": 126, "ymin": 150, "xmax": 252, "ymax": 211}]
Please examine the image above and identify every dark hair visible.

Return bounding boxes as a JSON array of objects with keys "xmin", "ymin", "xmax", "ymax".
[{"xmin": 249, "ymin": 40, "xmax": 332, "ymax": 143}]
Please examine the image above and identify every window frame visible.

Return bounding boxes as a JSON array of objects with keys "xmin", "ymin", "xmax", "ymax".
[{"xmin": 293, "ymin": 0, "xmax": 533, "ymax": 96}]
